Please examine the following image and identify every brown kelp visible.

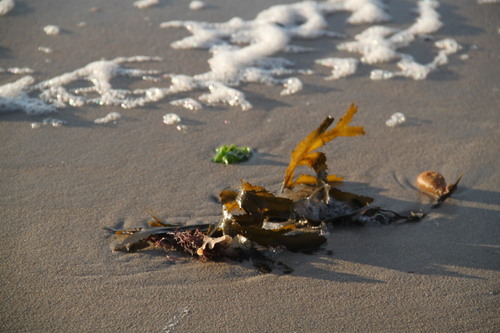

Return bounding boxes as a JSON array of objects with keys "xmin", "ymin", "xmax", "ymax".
[{"xmin": 106, "ymin": 104, "xmax": 455, "ymax": 267}]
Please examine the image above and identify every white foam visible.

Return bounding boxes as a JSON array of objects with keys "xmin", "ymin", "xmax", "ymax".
[
  {"xmin": 189, "ymin": 1, "xmax": 205, "ymax": 10},
  {"xmin": 163, "ymin": 113, "xmax": 181, "ymax": 125},
  {"xmin": 166, "ymin": 75, "xmax": 203, "ymax": 94},
  {"xmin": 335, "ymin": 1, "xmax": 462, "ymax": 80},
  {"xmin": 94, "ymin": 112, "xmax": 122, "ymax": 124},
  {"xmin": 435, "ymin": 38, "xmax": 463, "ymax": 54},
  {"xmin": 0, "ymin": 76, "xmax": 35, "ymax": 98},
  {"xmin": 0, "ymin": 0, "xmax": 14, "ymax": 15},
  {"xmin": 170, "ymin": 98, "xmax": 203, "ymax": 111},
  {"xmin": 0, "ymin": 67, "xmax": 34, "ymax": 74},
  {"xmin": 176, "ymin": 124, "xmax": 188, "ymax": 132},
  {"xmin": 38, "ymin": 46, "xmax": 53, "ymax": 54},
  {"xmin": 160, "ymin": 1, "xmax": 374, "ymax": 109},
  {"xmin": 385, "ymin": 112, "xmax": 406, "ymax": 127},
  {"xmin": 133, "ymin": 0, "xmax": 158, "ymax": 9},
  {"xmin": 0, "ymin": 0, "xmax": 465, "ymax": 119},
  {"xmin": 315, "ymin": 57, "xmax": 358, "ymax": 80},
  {"xmin": 344, "ymin": 1, "xmax": 440, "ymax": 59},
  {"xmin": 157, "ymin": 0, "xmax": 459, "ymax": 111},
  {"xmin": 198, "ymin": 82, "xmax": 252, "ymax": 111},
  {"xmin": 370, "ymin": 38, "xmax": 462, "ymax": 80},
  {"xmin": 406, "ymin": 0, "xmax": 443, "ymax": 35},
  {"xmin": 0, "ymin": 76, "xmax": 56, "ymax": 115},
  {"xmin": 43, "ymin": 25, "xmax": 61, "ymax": 35},
  {"xmin": 477, "ymin": 0, "xmax": 500, "ymax": 4},
  {"xmin": 280, "ymin": 77, "xmax": 303, "ymax": 96},
  {"xmin": 36, "ymin": 56, "xmax": 163, "ymax": 108},
  {"xmin": 31, "ymin": 117, "xmax": 66, "ymax": 128},
  {"xmin": 43, "ymin": 117, "xmax": 66, "ymax": 127},
  {"xmin": 342, "ymin": 0, "xmax": 391, "ymax": 24},
  {"xmin": 370, "ymin": 69, "xmax": 394, "ymax": 80}
]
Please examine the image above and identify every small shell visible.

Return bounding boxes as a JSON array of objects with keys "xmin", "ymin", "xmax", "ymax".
[{"xmin": 416, "ymin": 171, "xmax": 448, "ymax": 198}]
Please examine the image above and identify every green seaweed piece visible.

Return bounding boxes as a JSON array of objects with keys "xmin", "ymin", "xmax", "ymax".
[{"xmin": 212, "ymin": 144, "xmax": 251, "ymax": 164}]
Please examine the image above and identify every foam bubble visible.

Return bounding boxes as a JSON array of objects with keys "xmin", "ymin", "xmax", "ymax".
[
  {"xmin": 189, "ymin": 1, "xmax": 205, "ymax": 10},
  {"xmin": 170, "ymin": 98, "xmax": 203, "ymax": 111},
  {"xmin": 0, "ymin": 0, "xmax": 14, "ymax": 15},
  {"xmin": 43, "ymin": 25, "xmax": 61, "ymax": 35},
  {"xmin": 435, "ymin": 38, "xmax": 463, "ymax": 54},
  {"xmin": 385, "ymin": 112, "xmax": 406, "ymax": 127},
  {"xmin": 94, "ymin": 112, "xmax": 122, "ymax": 124},
  {"xmin": 198, "ymin": 83, "xmax": 252, "ymax": 111},
  {"xmin": 133, "ymin": 0, "xmax": 159, "ymax": 9},
  {"xmin": 163, "ymin": 113, "xmax": 181, "ymax": 125},
  {"xmin": 38, "ymin": 46, "xmax": 53, "ymax": 54},
  {"xmin": 343, "ymin": 0, "xmax": 391, "ymax": 24},
  {"xmin": 176, "ymin": 124, "xmax": 188, "ymax": 132},
  {"xmin": 280, "ymin": 77, "xmax": 303, "ymax": 96},
  {"xmin": 315, "ymin": 57, "xmax": 358, "ymax": 80}
]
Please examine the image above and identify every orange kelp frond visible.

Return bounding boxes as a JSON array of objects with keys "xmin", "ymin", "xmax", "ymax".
[{"xmin": 281, "ymin": 103, "xmax": 365, "ymax": 191}]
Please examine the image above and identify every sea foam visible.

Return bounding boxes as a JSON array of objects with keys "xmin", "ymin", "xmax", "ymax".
[
  {"xmin": 0, "ymin": 0, "xmax": 464, "ymax": 120},
  {"xmin": 189, "ymin": 1, "xmax": 205, "ymax": 11},
  {"xmin": 0, "ymin": 76, "xmax": 56, "ymax": 115},
  {"xmin": 337, "ymin": 0, "xmax": 461, "ymax": 80},
  {"xmin": 477, "ymin": 0, "xmax": 500, "ymax": 4},
  {"xmin": 43, "ymin": 25, "xmax": 61, "ymax": 35},
  {"xmin": 0, "ymin": 0, "xmax": 14, "ymax": 15},
  {"xmin": 94, "ymin": 112, "xmax": 122, "ymax": 124},
  {"xmin": 159, "ymin": 0, "xmax": 461, "ymax": 108},
  {"xmin": 133, "ymin": 0, "xmax": 159, "ymax": 9}
]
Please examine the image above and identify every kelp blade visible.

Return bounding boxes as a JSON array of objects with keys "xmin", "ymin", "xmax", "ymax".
[
  {"xmin": 329, "ymin": 187, "xmax": 373, "ymax": 208},
  {"xmin": 238, "ymin": 182, "xmax": 294, "ymax": 221},
  {"xmin": 293, "ymin": 174, "xmax": 344, "ymax": 186},
  {"xmin": 282, "ymin": 103, "xmax": 365, "ymax": 190},
  {"xmin": 225, "ymin": 222, "xmax": 326, "ymax": 252}
]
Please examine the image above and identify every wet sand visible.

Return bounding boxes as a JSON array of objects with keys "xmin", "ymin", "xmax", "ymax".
[{"xmin": 1, "ymin": 0, "xmax": 499, "ymax": 331}]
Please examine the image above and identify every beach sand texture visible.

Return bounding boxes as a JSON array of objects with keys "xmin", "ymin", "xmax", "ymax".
[{"xmin": 1, "ymin": 0, "xmax": 499, "ymax": 331}]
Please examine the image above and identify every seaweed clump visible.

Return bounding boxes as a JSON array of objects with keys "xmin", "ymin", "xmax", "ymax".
[
  {"xmin": 106, "ymin": 104, "xmax": 430, "ymax": 266},
  {"xmin": 212, "ymin": 144, "xmax": 251, "ymax": 164}
]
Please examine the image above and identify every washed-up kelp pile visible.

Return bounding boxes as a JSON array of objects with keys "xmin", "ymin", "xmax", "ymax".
[{"xmin": 106, "ymin": 104, "xmax": 458, "ymax": 269}]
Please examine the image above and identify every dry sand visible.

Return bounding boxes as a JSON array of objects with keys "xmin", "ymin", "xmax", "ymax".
[{"xmin": 1, "ymin": 0, "xmax": 499, "ymax": 331}]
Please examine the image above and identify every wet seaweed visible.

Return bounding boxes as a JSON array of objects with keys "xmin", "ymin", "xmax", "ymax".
[
  {"xmin": 106, "ymin": 104, "xmax": 458, "ymax": 272},
  {"xmin": 212, "ymin": 144, "xmax": 252, "ymax": 164}
]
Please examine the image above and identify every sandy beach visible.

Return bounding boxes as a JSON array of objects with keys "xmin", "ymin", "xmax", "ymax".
[{"xmin": 1, "ymin": 0, "xmax": 499, "ymax": 331}]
